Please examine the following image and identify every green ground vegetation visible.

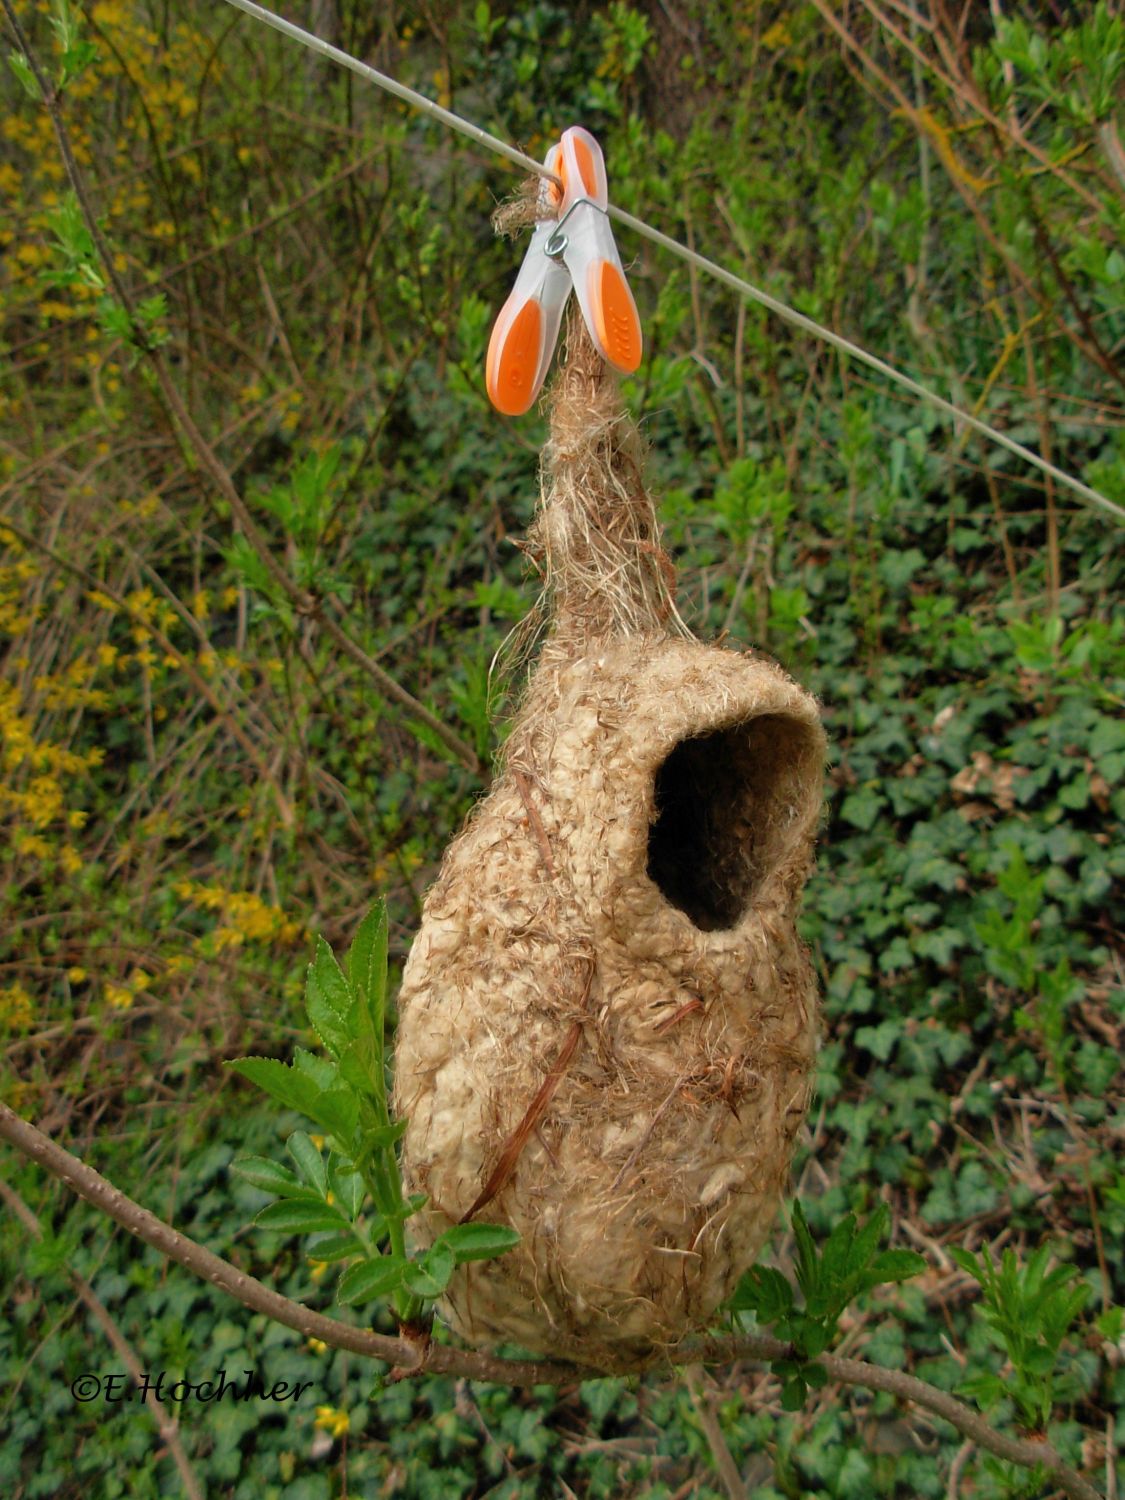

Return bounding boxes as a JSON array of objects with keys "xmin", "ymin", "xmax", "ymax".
[{"xmin": 1, "ymin": 1, "xmax": 1122, "ymax": 1496}]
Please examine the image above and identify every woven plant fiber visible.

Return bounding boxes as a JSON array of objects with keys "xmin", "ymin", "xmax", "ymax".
[{"xmin": 392, "ymin": 313, "xmax": 826, "ymax": 1370}]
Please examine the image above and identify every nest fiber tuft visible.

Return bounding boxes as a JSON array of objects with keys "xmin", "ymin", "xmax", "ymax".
[{"xmin": 393, "ymin": 312, "xmax": 825, "ymax": 1369}]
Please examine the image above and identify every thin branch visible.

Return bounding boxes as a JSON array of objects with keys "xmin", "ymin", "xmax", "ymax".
[
  {"xmin": 687, "ymin": 1333, "xmax": 1105, "ymax": 1500},
  {"xmin": 0, "ymin": 1102, "xmax": 589, "ymax": 1386},
  {"xmin": 0, "ymin": 1102, "xmax": 1107, "ymax": 1500},
  {"xmin": 685, "ymin": 1363, "xmax": 748, "ymax": 1500}
]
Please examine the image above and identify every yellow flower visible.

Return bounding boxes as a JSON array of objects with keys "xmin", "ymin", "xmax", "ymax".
[
  {"xmin": 0, "ymin": 983, "xmax": 33, "ymax": 1029},
  {"xmin": 104, "ymin": 982, "xmax": 133, "ymax": 1010},
  {"xmin": 306, "ymin": 1337, "xmax": 328, "ymax": 1355},
  {"xmin": 314, "ymin": 1406, "xmax": 349, "ymax": 1439},
  {"xmin": 191, "ymin": 589, "xmax": 210, "ymax": 621},
  {"xmin": 762, "ymin": 21, "xmax": 792, "ymax": 48},
  {"xmin": 67, "ymin": 967, "xmax": 87, "ymax": 984},
  {"xmin": 96, "ymin": 643, "xmax": 118, "ymax": 668},
  {"xmin": 308, "ymin": 1258, "xmax": 329, "ymax": 1283}
]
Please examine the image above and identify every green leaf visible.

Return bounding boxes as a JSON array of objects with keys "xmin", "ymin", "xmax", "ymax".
[
  {"xmin": 254, "ymin": 1199, "xmax": 350, "ymax": 1234},
  {"xmin": 840, "ymin": 786, "xmax": 884, "ymax": 832},
  {"xmin": 423, "ymin": 1241, "xmax": 456, "ymax": 1293},
  {"xmin": 780, "ymin": 1378, "xmax": 806, "ymax": 1411},
  {"xmin": 790, "ymin": 1201, "xmax": 820, "ymax": 1299},
  {"xmin": 819, "ymin": 1212, "xmax": 858, "ymax": 1288},
  {"xmin": 948, "ymin": 1242, "xmax": 984, "ymax": 1278},
  {"xmin": 8, "ymin": 51, "xmax": 41, "ymax": 99},
  {"xmin": 848, "ymin": 1203, "xmax": 890, "ymax": 1276},
  {"xmin": 356, "ymin": 1118, "xmax": 409, "ymax": 1162},
  {"xmin": 306, "ymin": 936, "xmax": 355, "ymax": 1059},
  {"xmin": 337, "ymin": 1256, "xmax": 406, "ymax": 1305},
  {"xmin": 803, "ymin": 1360, "xmax": 828, "ymax": 1389},
  {"xmin": 311, "ymin": 1086, "xmax": 360, "ymax": 1144},
  {"xmin": 287, "ymin": 1132, "xmax": 328, "ymax": 1197},
  {"xmin": 291, "ymin": 1047, "xmax": 337, "ymax": 1091},
  {"xmin": 863, "ymin": 1249, "xmax": 927, "ymax": 1286},
  {"xmin": 337, "ymin": 1036, "xmax": 378, "ymax": 1093},
  {"xmin": 231, "ymin": 1155, "xmax": 319, "ymax": 1200},
  {"xmin": 308, "ymin": 1230, "xmax": 365, "ymax": 1263},
  {"xmin": 433, "ymin": 1222, "xmax": 522, "ymax": 1265},
  {"xmin": 401, "ymin": 1262, "xmax": 445, "ymax": 1299},
  {"xmin": 327, "ymin": 1157, "xmax": 365, "ymax": 1218},
  {"xmin": 728, "ymin": 1266, "xmax": 791, "ymax": 1320},
  {"xmin": 226, "ymin": 1057, "xmax": 320, "ymax": 1118},
  {"xmin": 348, "ymin": 900, "xmax": 388, "ymax": 1016},
  {"xmin": 800, "ymin": 1321, "xmax": 832, "ymax": 1357}
]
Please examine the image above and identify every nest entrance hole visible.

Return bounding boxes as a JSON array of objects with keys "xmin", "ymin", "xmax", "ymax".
[{"xmin": 646, "ymin": 714, "xmax": 815, "ymax": 932}]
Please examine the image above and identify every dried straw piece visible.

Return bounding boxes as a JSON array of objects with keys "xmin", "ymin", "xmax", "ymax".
[{"xmin": 393, "ymin": 281, "xmax": 825, "ymax": 1371}]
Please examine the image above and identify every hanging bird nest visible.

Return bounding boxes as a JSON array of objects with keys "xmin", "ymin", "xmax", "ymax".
[{"xmin": 392, "ymin": 307, "xmax": 826, "ymax": 1372}]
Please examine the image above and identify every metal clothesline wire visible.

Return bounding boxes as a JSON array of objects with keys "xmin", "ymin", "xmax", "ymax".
[{"xmin": 220, "ymin": 0, "xmax": 1124, "ymax": 526}]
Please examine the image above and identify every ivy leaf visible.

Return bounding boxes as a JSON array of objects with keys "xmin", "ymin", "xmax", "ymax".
[{"xmin": 840, "ymin": 786, "xmax": 884, "ymax": 832}]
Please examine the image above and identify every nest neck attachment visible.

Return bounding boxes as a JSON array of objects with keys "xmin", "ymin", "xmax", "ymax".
[
  {"xmin": 486, "ymin": 127, "xmax": 642, "ymax": 418},
  {"xmin": 528, "ymin": 310, "xmax": 682, "ymax": 652}
]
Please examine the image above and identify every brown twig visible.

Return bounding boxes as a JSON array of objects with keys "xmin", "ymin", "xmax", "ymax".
[
  {"xmin": 459, "ymin": 960, "xmax": 596, "ymax": 1223},
  {"xmin": 512, "ymin": 768, "xmax": 556, "ymax": 879},
  {"xmin": 0, "ymin": 1101, "xmax": 590, "ymax": 1386},
  {"xmin": 685, "ymin": 1363, "xmax": 748, "ymax": 1500}
]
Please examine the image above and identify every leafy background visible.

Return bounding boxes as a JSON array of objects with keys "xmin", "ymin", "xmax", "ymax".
[{"xmin": 1, "ymin": 0, "xmax": 1122, "ymax": 1495}]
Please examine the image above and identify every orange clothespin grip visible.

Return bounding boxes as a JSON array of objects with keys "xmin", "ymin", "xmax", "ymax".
[{"xmin": 486, "ymin": 127, "xmax": 642, "ymax": 417}]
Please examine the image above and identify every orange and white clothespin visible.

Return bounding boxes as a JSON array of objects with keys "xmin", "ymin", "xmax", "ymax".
[{"xmin": 486, "ymin": 127, "xmax": 642, "ymax": 416}]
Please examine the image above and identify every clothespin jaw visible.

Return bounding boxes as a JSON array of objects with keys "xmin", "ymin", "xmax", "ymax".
[
  {"xmin": 486, "ymin": 127, "xmax": 642, "ymax": 416},
  {"xmin": 554, "ymin": 127, "xmax": 642, "ymax": 380},
  {"xmin": 485, "ymin": 145, "xmax": 570, "ymax": 417}
]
